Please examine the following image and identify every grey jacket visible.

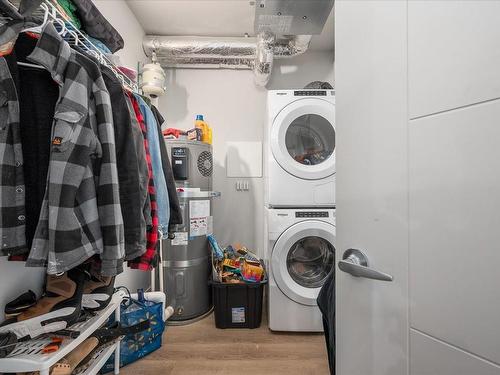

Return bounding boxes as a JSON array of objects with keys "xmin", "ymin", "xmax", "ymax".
[
  {"xmin": 0, "ymin": 57, "xmax": 26, "ymax": 255},
  {"xmin": 101, "ymin": 65, "xmax": 147, "ymax": 260},
  {"xmin": 26, "ymin": 24, "xmax": 124, "ymax": 275}
]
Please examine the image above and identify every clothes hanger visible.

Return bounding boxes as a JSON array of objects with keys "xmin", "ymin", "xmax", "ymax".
[
  {"xmin": 16, "ymin": 61, "xmax": 45, "ymax": 69},
  {"xmin": 16, "ymin": 3, "xmax": 48, "ymax": 70},
  {"xmin": 55, "ymin": 17, "xmax": 66, "ymax": 36},
  {"xmin": 68, "ymin": 29, "xmax": 80, "ymax": 47},
  {"xmin": 21, "ymin": 2, "xmax": 49, "ymax": 35}
]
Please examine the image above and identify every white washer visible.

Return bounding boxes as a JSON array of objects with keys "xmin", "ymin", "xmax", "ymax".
[
  {"xmin": 265, "ymin": 207, "xmax": 336, "ymax": 332},
  {"xmin": 265, "ymin": 89, "xmax": 336, "ymax": 207}
]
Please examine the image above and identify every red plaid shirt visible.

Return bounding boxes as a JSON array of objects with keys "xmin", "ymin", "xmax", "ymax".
[{"xmin": 126, "ymin": 93, "xmax": 159, "ymax": 271}]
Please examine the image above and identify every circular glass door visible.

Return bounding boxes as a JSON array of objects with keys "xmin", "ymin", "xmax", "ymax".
[
  {"xmin": 271, "ymin": 220, "xmax": 336, "ymax": 306},
  {"xmin": 271, "ymin": 99, "xmax": 335, "ymax": 180},
  {"xmin": 287, "ymin": 236, "xmax": 335, "ymax": 288},
  {"xmin": 285, "ymin": 114, "xmax": 335, "ymax": 167}
]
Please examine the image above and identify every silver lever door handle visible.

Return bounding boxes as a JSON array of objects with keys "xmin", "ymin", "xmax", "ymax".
[{"xmin": 338, "ymin": 249, "xmax": 393, "ymax": 282}]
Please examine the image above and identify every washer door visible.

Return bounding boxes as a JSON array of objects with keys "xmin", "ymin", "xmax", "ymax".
[
  {"xmin": 271, "ymin": 220, "xmax": 336, "ymax": 306},
  {"xmin": 271, "ymin": 98, "xmax": 335, "ymax": 180}
]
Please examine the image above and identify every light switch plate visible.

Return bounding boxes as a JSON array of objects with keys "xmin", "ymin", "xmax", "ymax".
[{"xmin": 236, "ymin": 180, "xmax": 250, "ymax": 191}]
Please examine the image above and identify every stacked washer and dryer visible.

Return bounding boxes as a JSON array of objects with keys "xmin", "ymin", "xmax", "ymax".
[{"xmin": 265, "ymin": 89, "xmax": 336, "ymax": 332}]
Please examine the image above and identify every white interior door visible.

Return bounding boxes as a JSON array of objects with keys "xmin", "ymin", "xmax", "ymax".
[{"xmin": 336, "ymin": 1, "xmax": 500, "ymax": 374}]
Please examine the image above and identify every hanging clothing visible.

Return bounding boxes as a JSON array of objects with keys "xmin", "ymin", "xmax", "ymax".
[
  {"xmin": 0, "ymin": 0, "xmax": 42, "ymax": 47},
  {"xmin": 71, "ymin": 0, "xmax": 124, "ymax": 53},
  {"xmin": 85, "ymin": 35, "xmax": 111, "ymax": 55},
  {"xmin": 134, "ymin": 94, "xmax": 170, "ymax": 238},
  {"xmin": 124, "ymin": 96, "xmax": 151, "ymax": 231},
  {"xmin": 0, "ymin": 56, "xmax": 26, "ymax": 255},
  {"xmin": 55, "ymin": 0, "xmax": 81, "ymax": 29},
  {"xmin": 6, "ymin": 33, "xmax": 59, "ymax": 252},
  {"xmin": 25, "ymin": 23, "xmax": 124, "ymax": 276},
  {"xmin": 150, "ymin": 105, "xmax": 183, "ymax": 228},
  {"xmin": 127, "ymin": 93, "xmax": 159, "ymax": 271},
  {"xmin": 100, "ymin": 65, "xmax": 146, "ymax": 260},
  {"xmin": 0, "ymin": 1, "xmax": 46, "ymax": 256}
]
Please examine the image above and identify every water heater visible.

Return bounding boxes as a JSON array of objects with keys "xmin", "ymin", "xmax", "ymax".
[{"xmin": 165, "ymin": 140, "xmax": 213, "ymax": 191}]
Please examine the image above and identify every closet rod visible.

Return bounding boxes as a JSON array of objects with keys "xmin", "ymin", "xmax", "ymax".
[{"xmin": 17, "ymin": 61, "xmax": 45, "ymax": 69}]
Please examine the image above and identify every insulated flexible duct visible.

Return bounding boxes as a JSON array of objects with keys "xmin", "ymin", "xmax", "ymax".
[
  {"xmin": 254, "ymin": 32, "xmax": 275, "ymax": 86},
  {"xmin": 273, "ymin": 35, "xmax": 312, "ymax": 58},
  {"xmin": 147, "ymin": 36, "xmax": 257, "ymax": 69},
  {"xmin": 143, "ymin": 33, "xmax": 312, "ymax": 86}
]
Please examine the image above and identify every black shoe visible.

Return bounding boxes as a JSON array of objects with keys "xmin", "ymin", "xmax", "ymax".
[
  {"xmin": 0, "ymin": 267, "xmax": 85, "ymax": 339},
  {"xmin": 4, "ymin": 290, "xmax": 36, "ymax": 319}
]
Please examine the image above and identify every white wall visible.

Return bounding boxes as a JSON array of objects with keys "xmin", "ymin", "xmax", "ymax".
[
  {"xmin": 270, "ymin": 51, "xmax": 335, "ymax": 89},
  {"xmin": 94, "ymin": 0, "xmax": 147, "ymax": 68},
  {"xmin": 158, "ymin": 51, "xmax": 334, "ymax": 257}
]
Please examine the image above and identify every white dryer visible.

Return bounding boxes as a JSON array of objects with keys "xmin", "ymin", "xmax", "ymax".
[
  {"xmin": 265, "ymin": 89, "xmax": 336, "ymax": 207},
  {"xmin": 265, "ymin": 207, "xmax": 335, "ymax": 332}
]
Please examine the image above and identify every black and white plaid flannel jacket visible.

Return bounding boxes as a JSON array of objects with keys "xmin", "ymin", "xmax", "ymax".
[
  {"xmin": 23, "ymin": 24, "xmax": 124, "ymax": 275},
  {"xmin": 0, "ymin": 57, "xmax": 26, "ymax": 255},
  {"xmin": 0, "ymin": 0, "xmax": 44, "ymax": 255}
]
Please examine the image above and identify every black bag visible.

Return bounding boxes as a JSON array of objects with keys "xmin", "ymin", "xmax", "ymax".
[{"xmin": 317, "ymin": 271, "xmax": 335, "ymax": 374}]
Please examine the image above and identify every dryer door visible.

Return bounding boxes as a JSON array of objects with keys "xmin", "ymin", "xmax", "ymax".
[
  {"xmin": 271, "ymin": 98, "xmax": 335, "ymax": 180},
  {"xmin": 271, "ymin": 220, "xmax": 335, "ymax": 306}
]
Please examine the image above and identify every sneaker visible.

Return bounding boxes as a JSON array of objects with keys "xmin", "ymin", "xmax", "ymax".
[
  {"xmin": 0, "ymin": 268, "xmax": 85, "ymax": 339},
  {"xmin": 82, "ymin": 275, "xmax": 115, "ymax": 311}
]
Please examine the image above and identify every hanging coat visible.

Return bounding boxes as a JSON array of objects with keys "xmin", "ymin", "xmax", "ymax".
[{"xmin": 150, "ymin": 105, "xmax": 183, "ymax": 228}]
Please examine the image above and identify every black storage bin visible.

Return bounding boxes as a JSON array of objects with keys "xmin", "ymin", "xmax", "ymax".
[{"xmin": 210, "ymin": 280, "xmax": 267, "ymax": 329}]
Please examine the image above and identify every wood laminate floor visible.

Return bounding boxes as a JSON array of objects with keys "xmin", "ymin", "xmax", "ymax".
[{"xmin": 120, "ymin": 312, "xmax": 330, "ymax": 375}]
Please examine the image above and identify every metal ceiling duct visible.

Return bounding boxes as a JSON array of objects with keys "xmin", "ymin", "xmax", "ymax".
[
  {"xmin": 145, "ymin": 36, "xmax": 257, "ymax": 69},
  {"xmin": 143, "ymin": 33, "xmax": 312, "ymax": 86},
  {"xmin": 254, "ymin": 32, "xmax": 275, "ymax": 86},
  {"xmin": 273, "ymin": 35, "xmax": 312, "ymax": 58}
]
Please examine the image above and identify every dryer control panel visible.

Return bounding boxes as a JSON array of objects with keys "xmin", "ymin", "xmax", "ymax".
[
  {"xmin": 294, "ymin": 90, "xmax": 327, "ymax": 96},
  {"xmin": 296, "ymin": 211, "xmax": 329, "ymax": 218}
]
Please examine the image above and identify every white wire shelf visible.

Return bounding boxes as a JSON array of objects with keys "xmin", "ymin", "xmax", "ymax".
[
  {"xmin": 43, "ymin": 0, "xmax": 138, "ymax": 92},
  {"xmin": 0, "ymin": 290, "xmax": 124, "ymax": 375},
  {"xmin": 1, "ymin": 0, "xmax": 138, "ymax": 92},
  {"xmin": 73, "ymin": 339, "xmax": 121, "ymax": 375}
]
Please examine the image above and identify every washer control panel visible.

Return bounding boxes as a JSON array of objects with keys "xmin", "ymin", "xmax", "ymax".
[{"xmin": 295, "ymin": 211, "xmax": 329, "ymax": 218}]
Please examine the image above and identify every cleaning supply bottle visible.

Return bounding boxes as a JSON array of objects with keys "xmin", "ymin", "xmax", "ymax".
[{"xmin": 195, "ymin": 114, "xmax": 213, "ymax": 144}]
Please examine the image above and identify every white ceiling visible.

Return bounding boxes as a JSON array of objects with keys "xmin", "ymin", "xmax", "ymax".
[{"xmin": 126, "ymin": 0, "xmax": 334, "ymax": 51}]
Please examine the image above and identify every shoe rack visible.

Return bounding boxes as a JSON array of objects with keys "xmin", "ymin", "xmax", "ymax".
[{"xmin": 0, "ymin": 290, "xmax": 125, "ymax": 375}]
